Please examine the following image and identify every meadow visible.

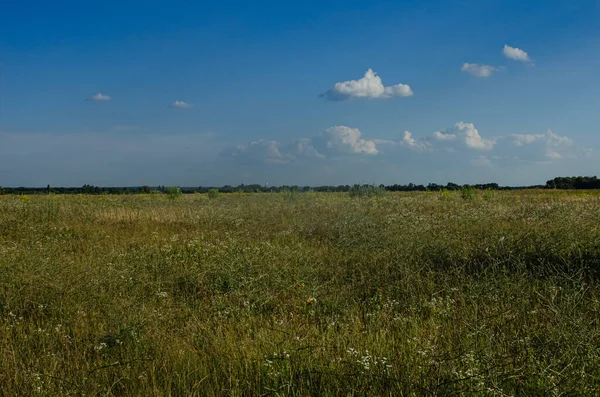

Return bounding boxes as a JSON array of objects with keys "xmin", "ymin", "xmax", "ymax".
[{"xmin": 1, "ymin": 190, "xmax": 600, "ymax": 396}]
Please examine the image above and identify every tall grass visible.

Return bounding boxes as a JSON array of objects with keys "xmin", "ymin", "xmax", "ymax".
[{"xmin": 0, "ymin": 191, "xmax": 599, "ymax": 395}]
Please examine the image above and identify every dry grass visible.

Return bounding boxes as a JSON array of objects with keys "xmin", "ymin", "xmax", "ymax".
[{"xmin": 1, "ymin": 190, "xmax": 599, "ymax": 395}]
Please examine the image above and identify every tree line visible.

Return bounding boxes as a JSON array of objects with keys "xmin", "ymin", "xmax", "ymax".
[
  {"xmin": 1, "ymin": 176, "xmax": 597, "ymax": 195},
  {"xmin": 545, "ymin": 176, "xmax": 600, "ymax": 189}
]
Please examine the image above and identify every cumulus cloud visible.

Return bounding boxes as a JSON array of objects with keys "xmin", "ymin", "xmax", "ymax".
[
  {"xmin": 223, "ymin": 125, "xmax": 379, "ymax": 165},
  {"xmin": 433, "ymin": 131, "xmax": 456, "ymax": 141},
  {"xmin": 461, "ymin": 63, "xmax": 503, "ymax": 77},
  {"xmin": 471, "ymin": 155, "xmax": 493, "ymax": 167},
  {"xmin": 503, "ymin": 45, "xmax": 533, "ymax": 64},
  {"xmin": 285, "ymin": 139, "xmax": 325, "ymax": 159},
  {"xmin": 456, "ymin": 122, "xmax": 495, "ymax": 150},
  {"xmin": 510, "ymin": 130, "xmax": 573, "ymax": 159},
  {"xmin": 435, "ymin": 122, "xmax": 496, "ymax": 150},
  {"xmin": 169, "ymin": 100, "xmax": 193, "ymax": 109},
  {"xmin": 322, "ymin": 69, "xmax": 413, "ymax": 100},
  {"xmin": 220, "ymin": 123, "xmax": 586, "ymax": 171},
  {"xmin": 314, "ymin": 126, "xmax": 379, "ymax": 154},
  {"xmin": 87, "ymin": 93, "xmax": 111, "ymax": 101},
  {"xmin": 401, "ymin": 131, "xmax": 430, "ymax": 151},
  {"xmin": 225, "ymin": 139, "xmax": 295, "ymax": 165},
  {"xmin": 546, "ymin": 151, "xmax": 562, "ymax": 159}
]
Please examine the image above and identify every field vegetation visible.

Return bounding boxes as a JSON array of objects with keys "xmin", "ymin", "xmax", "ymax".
[{"xmin": 1, "ymin": 190, "xmax": 600, "ymax": 395}]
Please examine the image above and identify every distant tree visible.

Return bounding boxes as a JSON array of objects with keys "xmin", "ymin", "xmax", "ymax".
[{"xmin": 546, "ymin": 176, "xmax": 600, "ymax": 189}]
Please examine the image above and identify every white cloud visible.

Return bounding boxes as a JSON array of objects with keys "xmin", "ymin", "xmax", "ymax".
[
  {"xmin": 455, "ymin": 122, "xmax": 495, "ymax": 150},
  {"xmin": 545, "ymin": 130, "xmax": 573, "ymax": 147},
  {"xmin": 285, "ymin": 139, "xmax": 325, "ymax": 159},
  {"xmin": 316, "ymin": 126, "xmax": 379, "ymax": 154},
  {"xmin": 433, "ymin": 131, "xmax": 456, "ymax": 141},
  {"xmin": 512, "ymin": 134, "xmax": 542, "ymax": 146},
  {"xmin": 461, "ymin": 63, "xmax": 502, "ymax": 77},
  {"xmin": 224, "ymin": 126, "xmax": 379, "ymax": 164},
  {"xmin": 220, "ymin": 124, "xmax": 587, "ymax": 173},
  {"xmin": 581, "ymin": 148, "xmax": 594, "ymax": 157},
  {"xmin": 471, "ymin": 155, "xmax": 493, "ymax": 167},
  {"xmin": 546, "ymin": 151, "xmax": 562, "ymax": 159},
  {"xmin": 322, "ymin": 69, "xmax": 413, "ymax": 100},
  {"xmin": 401, "ymin": 131, "xmax": 430, "ymax": 151},
  {"xmin": 510, "ymin": 130, "xmax": 573, "ymax": 159},
  {"xmin": 503, "ymin": 45, "xmax": 533, "ymax": 64},
  {"xmin": 226, "ymin": 139, "xmax": 295, "ymax": 165},
  {"xmin": 87, "ymin": 93, "xmax": 111, "ymax": 101},
  {"xmin": 511, "ymin": 131, "xmax": 572, "ymax": 147},
  {"xmin": 169, "ymin": 100, "xmax": 193, "ymax": 109},
  {"xmin": 372, "ymin": 138, "xmax": 396, "ymax": 145}
]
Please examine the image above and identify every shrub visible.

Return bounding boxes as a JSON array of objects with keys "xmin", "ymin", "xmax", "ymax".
[
  {"xmin": 483, "ymin": 188, "xmax": 494, "ymax": 201},
  {"xmin": 165, "ymin": 186, "xmax": 182, "ymax": 200},
  {"xmin": 282, "ymin": 189, "xmax": 298, "ymax": 203},
  {"xmin": 439, "ymin": 189, "xmax": 452, "ymax": 201},
  {"xmin": 460, "ymin": 185, "xmax": 477, "ymax": 200},
  {"xmin": 208, "ymin": 188, "xmax": 220, "ymax": 199}
]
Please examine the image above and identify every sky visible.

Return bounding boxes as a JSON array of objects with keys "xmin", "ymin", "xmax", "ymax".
[{"xmin": 1, "ymin": 0, "xmax": 599, "ymax": 187}]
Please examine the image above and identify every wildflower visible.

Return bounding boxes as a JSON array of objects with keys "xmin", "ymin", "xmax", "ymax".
[
  {"xmin": 156, "ymin": 291, "xmax": 168, "ymax": 298},
  {"xmin": 305, "ymin": 297, "xmax": 315, "ymax": 305},
  {"xmin": 94, "ymin": 342, "xmax": 108, "ymax": 351}
]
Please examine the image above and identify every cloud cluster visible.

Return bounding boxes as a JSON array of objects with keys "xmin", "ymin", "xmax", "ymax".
[
  {"xmin": 322, "ymin": 69, "xmax": 413, "ymax": 100},
  {"xmin": 510, "ymin": 130, "xmax": 573, "ymax": 159},
  {"xmin": 224, "ymin": 125, "xmax": 379, "ymax": 164},
  {"xmin": 461, "ymin": 44, "xmax": 533, "ymax": 78},
  {"xmin": 222, "ymin": 120, "xmax": 590, "ymax": 171}
]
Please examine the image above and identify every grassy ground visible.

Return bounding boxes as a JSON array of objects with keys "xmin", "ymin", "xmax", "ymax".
[{"xmin": 1, "ymin": 190, "xmax": 600, "ymax": 396}]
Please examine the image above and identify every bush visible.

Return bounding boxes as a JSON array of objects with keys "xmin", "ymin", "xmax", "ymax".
[
  {"xmin": 483, "ymin": 188, "xmax": 494, "ymax": 201},
  {"xmin": 439, "ymin": 189, "xmax": 452, "ymax": 201},
  {"xmin": 460, "ymin": 185, "xmax": 476, "ymax": 200},
  {"xmin": 165, "ymin": 186, "xmax": 182, "ymax": 200},
  {"xmin": 208, "ymin": 188, "xmax": 220, "ymax": 199},
  {"xmin": 282, "ymin": 189, "xmax": 298, "ymax": 203}
]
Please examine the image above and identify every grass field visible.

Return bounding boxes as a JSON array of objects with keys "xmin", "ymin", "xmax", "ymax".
[{"xmin": 1, "ymin": 190, "xmax": 600, "ymax": 396}]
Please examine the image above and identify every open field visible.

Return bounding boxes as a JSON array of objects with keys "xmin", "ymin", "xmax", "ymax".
[{"xmin": 1, "ymin": 190, "xmax": 600, "ymax": 395}]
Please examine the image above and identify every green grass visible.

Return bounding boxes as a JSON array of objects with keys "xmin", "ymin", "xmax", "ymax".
[{"xmin": 1, "ymin": 191, "xmax": 600, "ymax": 395}]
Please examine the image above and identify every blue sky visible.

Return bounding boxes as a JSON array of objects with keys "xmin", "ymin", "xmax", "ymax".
[{"xmin": 1, "ymin": 0, "xmax": 599, "ymax": 186}]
